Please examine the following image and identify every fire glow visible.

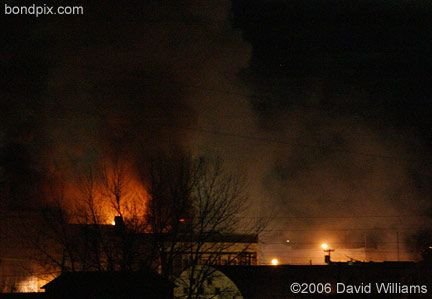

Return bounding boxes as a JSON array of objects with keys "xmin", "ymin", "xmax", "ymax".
[{"xmin": 51, "ymin": 163, "xmax": 149, "ymax": 226}]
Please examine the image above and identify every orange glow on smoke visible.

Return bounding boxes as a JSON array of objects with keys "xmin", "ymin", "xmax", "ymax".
[
  {"xmin": 16, "ymin": 274, "xmax": 53, "ymax": 293},
  {"xmin": 93, "ymin": 174, "xmax": 148, "ymax": 225},
  {"xmin": 47, "ymin": 163, "xmax": 149, "ymax": 226}
]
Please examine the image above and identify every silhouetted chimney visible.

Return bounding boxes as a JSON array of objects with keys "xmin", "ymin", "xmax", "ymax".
[{"xmin": 114, "ymin": 216, "xmax": 124, "ymax": 229}]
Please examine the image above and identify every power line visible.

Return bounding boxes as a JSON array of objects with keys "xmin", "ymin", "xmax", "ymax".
[
  {"xmin": 251, "ymin": 229, "xmax": 427, "ymax": 235},
  {"xmin": 156, "ymin": 124, "xmax": 428, "ymax": 164},
  {"xmin": 25, "ymin": 63, "xmax": 429, "ymax": 164},
  {"xmin": 241, "ymin": 215, "xmax": 429, "ymax": 219},
  {"xmin": 4, "ymin": 212, "xmax": 429, "ymax": 219}
]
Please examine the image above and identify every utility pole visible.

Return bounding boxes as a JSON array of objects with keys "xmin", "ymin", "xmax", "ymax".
[
  {"xmin": 396, "ymin": 231, "xmax": 400, "ymax": 261},
  {"xmin": 363, "ymin": 232, "xmax": 367, "ymax": 262}
]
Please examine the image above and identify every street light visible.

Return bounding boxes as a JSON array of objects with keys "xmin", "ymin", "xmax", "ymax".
[
  {"xmin": 320, "ymin": 243, "xmax": 329, "ymax": 250},
  {"xmin": 321, "ymin": 243, "xmax": 334, "ymax": 264},
  {"xmin": 271, "ymin": 258, "xmax": 279, "ymax": 266}
]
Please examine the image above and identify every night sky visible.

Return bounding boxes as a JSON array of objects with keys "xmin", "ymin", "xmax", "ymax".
[
  {"xmin": 232, "ymin": 0, "xmax": 432, "ymax": 262},
  {"xmin": 234, "ymin": 0, "xmax": 432, "ymax": 136},
  {"xmin": 1, "ymin": 0, "xmax": 432, "ymax": 263}
]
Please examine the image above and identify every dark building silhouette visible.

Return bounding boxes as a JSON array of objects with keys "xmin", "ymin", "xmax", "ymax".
[
  {"xmin": 213, "ymin": 262, "xmax": 432, "ymax": 298},
  {"xmin": 0, "ymin": 294, "xmax": 41, "ymax": 299},
  {"xmin": 42, "ymin": 270, "xmax": 173, "ymax": 299}
]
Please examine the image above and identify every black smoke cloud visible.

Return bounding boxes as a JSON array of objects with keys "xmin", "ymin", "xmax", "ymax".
[
  {"xmin": 2, "ymin": 0, "xmax": 432, "ymax": 262},
  {"xmin": 233, "ymin": 0, "xmax": 432, "ymax": 262},
  {"xmin": 0, "ymin": 0, "xmax": 252, "ymax": 208}
]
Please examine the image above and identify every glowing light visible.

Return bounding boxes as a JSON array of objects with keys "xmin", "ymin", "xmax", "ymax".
[
  {"xmin": 63, "ymin": 163, "xmax": 148, "ymax": 225},
  {"xmin": 321, "ymin": 243, "xmax": 329, "ymax": 250},
  {"xmin": 111, "ymin": 220, "xmax": 116, "ymax": 225},
  {"xmin": 17, "ymin": 275, "xmax": 50, "ymax": 293},
  {"xmin": 271, "ymin": 258, "xmax": 279, "ymax": 266}
]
